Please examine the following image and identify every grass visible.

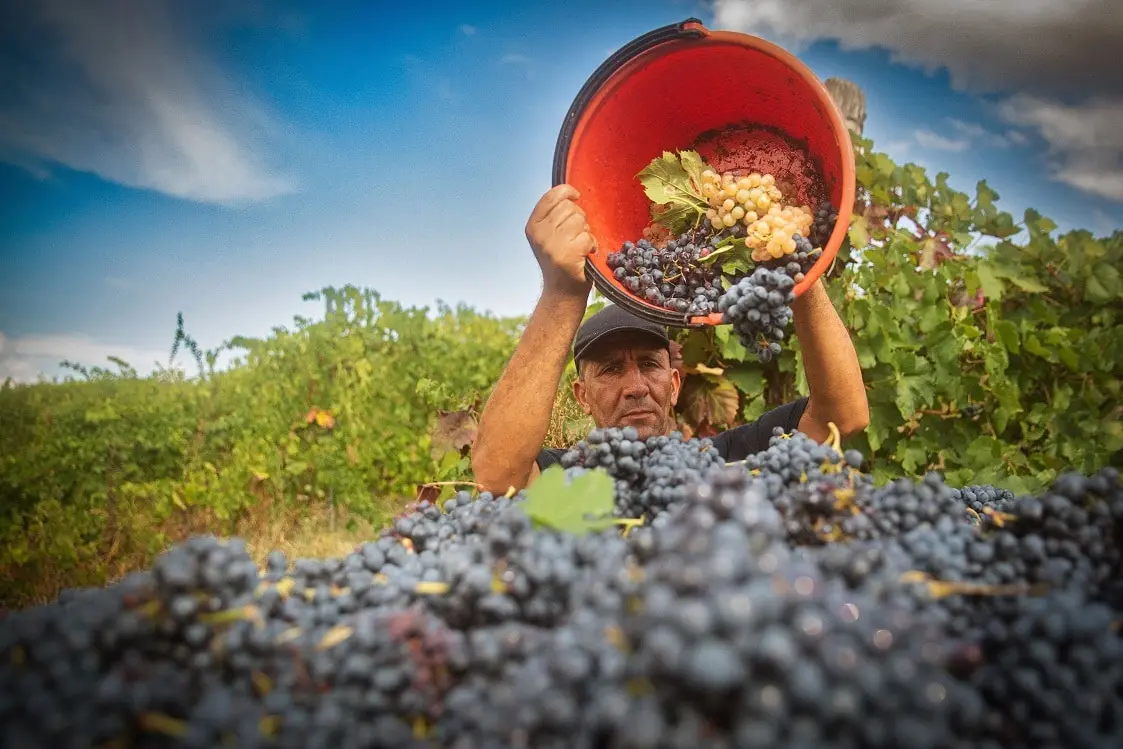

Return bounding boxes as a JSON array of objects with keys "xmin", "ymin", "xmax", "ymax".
[
  {"xmin": 545, "ymin": 369, "xmax": 593, "ymax": 449},
  {"xmin": 0, "ymin": 499, "xmax": 395, "ymax": 611}
]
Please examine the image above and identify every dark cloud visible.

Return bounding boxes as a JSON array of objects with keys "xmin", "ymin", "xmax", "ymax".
[{"xmin": 711, "ymin": 0, "xmax": 1123, "ymax": 202}]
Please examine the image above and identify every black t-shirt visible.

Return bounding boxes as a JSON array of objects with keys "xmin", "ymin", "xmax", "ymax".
[{"xmin": 535, "ymin": 397, "xmax": 809, "ymax": 471}]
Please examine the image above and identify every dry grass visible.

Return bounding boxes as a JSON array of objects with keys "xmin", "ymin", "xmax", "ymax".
[
  {"xmin": 1, "ymin": 499, "xmax": 399, "ymax": 611},
  {"xmin": 545, "ymin": 369, "xmax": 593, "ymax": 448}
]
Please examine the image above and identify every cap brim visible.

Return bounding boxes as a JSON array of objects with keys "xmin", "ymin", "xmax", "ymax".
[{"xmin": 573, "ymin": 325, "xmax": 671, "ymax": 363}]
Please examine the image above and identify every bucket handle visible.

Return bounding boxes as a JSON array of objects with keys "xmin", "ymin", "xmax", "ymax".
[{"xmin": 552, "ymin": 18, "xmax": 709, "ymax": 328}]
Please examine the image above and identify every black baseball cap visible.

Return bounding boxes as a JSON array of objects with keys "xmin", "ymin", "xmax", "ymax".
[{"xmin": 572, "ymin": 304, "xmax": 670, "ymax": 365}]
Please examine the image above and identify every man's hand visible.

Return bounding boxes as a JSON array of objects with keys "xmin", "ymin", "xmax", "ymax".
[{"xmin": 526, "ymin": 184, "xmax": 596, "ymax": 297}]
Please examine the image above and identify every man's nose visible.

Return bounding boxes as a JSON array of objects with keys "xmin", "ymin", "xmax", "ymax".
[{"xmin": 621, "ymin": 364, "xmax": 649, "ymax": 397}]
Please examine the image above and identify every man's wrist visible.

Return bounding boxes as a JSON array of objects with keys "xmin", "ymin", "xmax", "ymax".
[
  {"xmin": 540, "ymin": 281, "xmax": 592, "ymax": 312},
  {"xmin": 792, "ymin": 277, "xmax": 827, "ymax": 315}
]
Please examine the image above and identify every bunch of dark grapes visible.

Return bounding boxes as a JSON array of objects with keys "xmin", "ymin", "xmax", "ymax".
[
  {"xmin": 949, "ymin": 484, "xmax": 1017, "ymax": 515},
  {"xmin": 718, "ymin": 266, "xmax": 796, "ymax": 362},
  {"xmin": 961, "ymin": 590, "xmax": 1123, "ymax": 749},
  {"xmin": 622, "ymin": 474, "xmax": 988, "ymax": 749},
  {"xmin": 559, "ymin": 427, "xmax": 725, "ymax": 521},
  {"xmin": 606, "ymin": 232, "xmax": 722, "ymax": 316},
  {"xmin": 4, "ymin": 422, "xmax": 1123, "ymax": 749},
  {"xmin": 810, "ymin": 198, "xmax": 839, "ymax": 249},
  {"xmin": 621, "ymin": 432, "xmax": 725, "ymax": 519}
]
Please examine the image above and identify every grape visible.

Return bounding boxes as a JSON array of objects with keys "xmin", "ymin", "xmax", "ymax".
[
  {"xmin": 2, "ymin": 428, "xmax": 1121, "ymax": 749},
  {"xmin": 719, "ymin": 266, "xmax": 796, "ymax": 362},
  {"xmin": 810, "ymin": 198, "xmax": 839, "ymax": 248},
  {"xmin": 606, "ymin": 232, "xmax": 723, "ymax": 317}
]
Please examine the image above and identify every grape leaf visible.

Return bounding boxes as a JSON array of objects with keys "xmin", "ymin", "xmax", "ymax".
[
  {"xmin": 522, "ymin": 466, "xmax": 615, "ymax": 534},
  {"xmin": 976, "ymin": 264, "xmax": 1005, "ymax": 300},
  {"xmin": 651, "ymin": 201, "xmax": 702, "ymax": 235},
  {"xmin": 636, "ymin": 151, "xmax": 693, "ymax": 204},
  {"xmin": 636, "ymin": 151, "xmax": 707, "ymax": 235},
  {"xmin": 848, "ymin": 216, "xmax": 870, "ymax": 249},
  {"xmin": 678, "ymin": 149, "xmax": 708, "ymax": 191},
  {"xmin": 681, "ymin": 374, "xmax": 740, "ymax": 428},
  {"xmin": 723, "ymin": 258, "xmax": 752, "ymax": 277},
  {"xmin": 699, "ymin": 244, "xmax": 734, "ymax": 264},
  {"xmin": 429, "ymin": 408, "xmax": 477, "ymax": 459}
]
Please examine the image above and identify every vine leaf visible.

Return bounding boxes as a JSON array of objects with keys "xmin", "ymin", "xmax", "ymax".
[
  {"xmin": 636, "ymin": 151, "xmax": 708, "ymax": 234},
  {"xmin": 681, "ymin": 375, "xmax": 740, "ymax": 432},
  {"xmin": 430, "ymin": 408, "xmax": 477, "ymax": 458},
  {"xmin": 522, "ymin": 466, "xmax": 615, "ymax": 535}
]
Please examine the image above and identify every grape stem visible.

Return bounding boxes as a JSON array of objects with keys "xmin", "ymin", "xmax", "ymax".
[{"xmin": 826, "ymin": 422, "xmax": 842, "ymax": 454}]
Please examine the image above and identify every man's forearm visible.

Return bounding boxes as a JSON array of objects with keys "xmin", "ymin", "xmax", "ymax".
[
  {"xmin": 472, "ymin": 288, "xmax": 588, "ymax": 493},
  {"xmin": 792, "ymin": 279, "xmax": 869, "ymax": 440}
]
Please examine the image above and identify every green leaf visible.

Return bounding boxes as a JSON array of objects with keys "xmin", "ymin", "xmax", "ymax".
[
  {"xmin": 848, "ymin": 216, "xmax": 870, "ymax": 249},
  {"xmin": 894, "ymin": 374, "xmax": 928, "ymax": 419},
  {"xmin": 715, "ymin": 326, "xmax": 748, "ymax": 361},
  {"xmin": 522, "ymin": 466, "xmax": 616, "ymax": 534},
  {"xmin": 1024, "ymin": 334, "xmax": 1049, "ymax": 359},
  {"xmin": 990, "ymin": 261, "xmax": 1049, "ymax": 293},
  {"xmin": 635, "ymin": 151, "xmax": 707, "ymax": 229},
  {"xmin": 725, "ymin": 365, "xmax": 763, "ymax": 396},
  {"xmin": 976, "ymin": 264, "xmax": 1005, "ymax": 300},
  {"xmin": 917, "ymin": 304, "xmax": 944, "ymax": 334},
  {"xmin": 1085, "ymin": 263, "xmax": 1122, "ymax": 303},
  {"xmin": 994, "ymin": 320, "xmax": 1020, "ymax": 354},
  {"xmin": 1057, "ymin": 346, "xmax": 1079, "ymax": 372},
  {"xmin": 678, "ymin": 149, "xmax": 708, "ymax": 191}
]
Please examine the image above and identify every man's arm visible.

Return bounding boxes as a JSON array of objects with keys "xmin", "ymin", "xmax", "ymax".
[
  {"xmin": 792, "ymin": 278, "xmax": 869, "ymax": 442},
  {"xmin": 472, "ymin": 289, "xmax": 587, "ymax": 493},
  {"xmin": 471, "ymin": 185, "xmax": 595, "ymax": 494}
]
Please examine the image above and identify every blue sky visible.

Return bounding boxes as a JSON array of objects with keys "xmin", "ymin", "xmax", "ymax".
[{"xmin": 2, "ymin": 0, "xmax": 1121, "ymax": 382}]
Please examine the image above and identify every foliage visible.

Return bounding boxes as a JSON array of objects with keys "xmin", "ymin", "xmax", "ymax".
[
  {"xmin": 0, "ymin": 286, "xmax": 523, "ymax": 602},
  {"xmin": 670, "ymin": 133, "xmax": 1123, "ymax": 492}
]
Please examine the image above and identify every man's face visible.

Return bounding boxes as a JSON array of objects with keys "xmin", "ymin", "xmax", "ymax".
[{"xmin": 572, "ymin": 332, "xmax": 681, "ymax": 440}]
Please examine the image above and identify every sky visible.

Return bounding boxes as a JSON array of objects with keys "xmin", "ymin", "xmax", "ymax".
[{"xmin": 2, "ymin": 0, "xmax": 1122, "ymax": 383}]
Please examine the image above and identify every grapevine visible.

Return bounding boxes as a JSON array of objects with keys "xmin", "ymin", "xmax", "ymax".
[
  {"xmin": 611, "ymin": 149, "xmax": 840, "ymax": 361},
  {"xmin": 3, "ymin": 426, "xmax": 1121, "ymax": 748}
]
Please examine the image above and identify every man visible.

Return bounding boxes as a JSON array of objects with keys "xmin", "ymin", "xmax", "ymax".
[{"xmin": 471, "ymin": 184, "xmax": 869, "ymax": 495}]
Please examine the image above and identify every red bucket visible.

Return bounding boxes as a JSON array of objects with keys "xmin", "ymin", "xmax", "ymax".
[{"xmin": 552, "ymin": 18, "xmax": 856, "ymax": 328}]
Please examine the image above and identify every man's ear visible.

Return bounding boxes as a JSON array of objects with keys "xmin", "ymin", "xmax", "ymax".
[
  {"xmin": 572, "ymin": 374, "xmax": 593, "ymax": 415},
  {"xmin": 670, "ymin": 366, "xmax": 682, "ymax": 407}
]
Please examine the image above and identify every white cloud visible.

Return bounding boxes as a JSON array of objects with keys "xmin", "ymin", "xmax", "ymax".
[
  {"xmin": 0, "ymin": 0, "xmax": 294, "ymax": 206},
  {"xmin": 499, "ymin": 53, "xmax": 536, "ymax": 80},
  {"xmin": 882, "ymin": 140, "xmax": 913, "ymax": 158},
  {"xmin": 911, "ymin": 118, "xmax": 1024, "ymax": 153},
  {"xmin": 459, "ymin": 24, "xmax": 477, "ymax": 36},
  {"xmin": 914, "ymin": 129, "xmax": 969, "ymax": 152},
  {"xmin": 946, "ymin": 119, "xmax": 1019, "ymax": 149},
  {"xmin": 998, "ymin": 95, "xmax": 1123, "ymax": 201},
  {"xmin": 0, "ymin": 330, "xmax": 172, "ymax": 384},
  {"xmin": 710, "ymin": 0, "xmax": 1123, "ymax": 203}
]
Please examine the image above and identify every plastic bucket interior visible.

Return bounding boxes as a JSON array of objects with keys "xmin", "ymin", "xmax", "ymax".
[{"xmin": 552, "ymin": 18, "xmax": 856, "ymax": 328}]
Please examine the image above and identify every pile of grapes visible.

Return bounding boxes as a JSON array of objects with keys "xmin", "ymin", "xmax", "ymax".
[
  {"xmin": 3, "ymin": 426, "xmax": 1122, "ymax": 749},
  {"xmin": 609, "ymin": 150, "xmax": 839, "ymax": 361}
]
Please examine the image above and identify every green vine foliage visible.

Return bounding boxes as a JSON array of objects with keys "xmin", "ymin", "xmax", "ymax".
[
  {"xmin": 0, "ymin": 286, "xmax": 521, "ymax": 599},
  {"xmin": 671, "ymin": 133, "xmax": 1123, "ymax": 492}
]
